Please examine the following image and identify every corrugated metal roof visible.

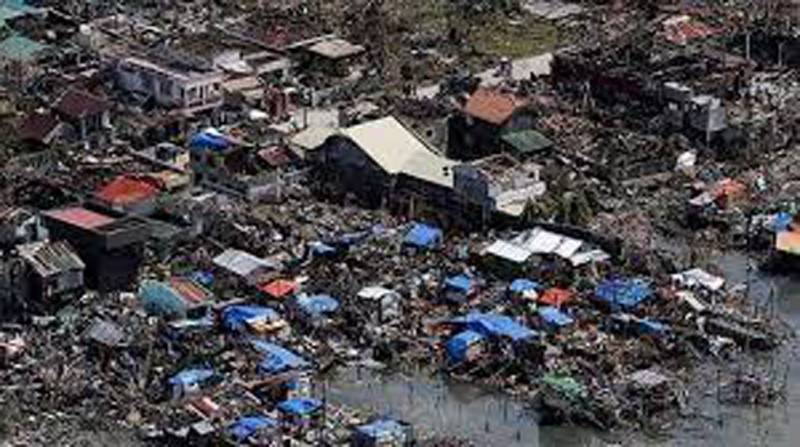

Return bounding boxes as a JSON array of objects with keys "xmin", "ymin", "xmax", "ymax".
[
  {"xmin": 17, "ymin": 240, "xmax": 84, "ymax": 277},
  {"xmin": 96, "ymin": 175, "xmax": 161, "ymax": 205},
  {"xmin": 342, "ymin": 116, "xmax": 455, "ymax": 188},
  {"xmin": 213, "ymin": 249, "xmax": 279, "ymax": 278},
  {"xmin": 501, "ymin": 129, "xmax": 554, "ymax": 154},
  {"xmin": 485, "ymin": 240, "xmax": 533, "ymax": 264}
]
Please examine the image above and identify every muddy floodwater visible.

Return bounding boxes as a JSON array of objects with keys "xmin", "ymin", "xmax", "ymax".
[{"xmin": 328, "ymin": 253, "xmax": 800, "ymax": 447}]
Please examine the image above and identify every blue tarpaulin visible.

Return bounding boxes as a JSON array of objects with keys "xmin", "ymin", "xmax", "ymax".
[
  {"xmin": 637, "ymin": 319, "xmax": 670, "ymax": 337},
  {"xmin": 538, "ymin": 306, "xmax": 574, "ymax": 329},
  {"xmin": 446, "ymin": 330, "xmax": 485, "ymax": 363},
  {"xmin": 295, "ymin": 294, "xmax": 339, "ymax": 318},
  {"xmin": 139, "ymin": 280, "xmax": 187, "ymax": 318},
  {"xmin": 191, "ymin": 270, "xmax": 214, "ymax": 287},
  {"xmin": 355, "ymin": 418, "xmax": 410, "ymax": 444},
  {"xmin": 251, "ymin": 340, "xmax": 308, "ymax": 374},
  {"xmin": 222, "ymin": 305, "xmax": 280, "ymax": 332},
  {"xmin": 595, "ymin": 278, "xmax": 653, "ymax": 311},
  {"xmin": 445, "ymin": 274, "xmax": 474, "ymax": 293},
  {"xmin": 450, "ymin": 312, "xmax": 537, "ymax": 342},
  {"xmin": 168, "ymin": 368, "xmax": 214, "ymax": 388},
  {"xmin": 189, "ymin": 129, "xmax": 231, "ymax": 151},
  {"xmin": 227, "ymin": 415, "xmax": 277, "ymax": 442},
  {"xmin": 404, "ymin": 222, "xmax": 443, "ymax": 249},
  {"xmin": 772, "ymin": 212, "xmax": 793, "ymax": 232},
  {"xmin": 309, "ymin": 241, "xmax": 338, "ymax": 257},
  {"xmin": 277, "ymin": 397, "xmax": 323, "ymax": 417},
  {"xmin": 509, "ymin": 279, "xmax": 540, "ymax": 294}
]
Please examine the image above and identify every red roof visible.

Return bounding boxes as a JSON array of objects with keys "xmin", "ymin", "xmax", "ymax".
[
  {"xmin": 464, "ymin": 88, "xmax": 529, "ymax": 125},
  {"xmin": 539, "ymin": 288, "xmax": 573, "ymax": 308},
  {"xmin": 259, "ymin": 279, "xmax": 298, "ymax": 299},
  {"xmin": 96, "ymin": 175, "xmax": 161, "ymax": 205},
  {"xmin": 169, "ymin": 277, "xmax": 212, "ymax": 304},
  {"xmin": 44, "ymin": 207, "xmax": 116, "ymax": 230}
]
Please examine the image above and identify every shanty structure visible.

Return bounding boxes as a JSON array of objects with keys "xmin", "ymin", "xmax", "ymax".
[{"xmin": 16, "ymin": 240, "xmax": 85, "ymax": 303}]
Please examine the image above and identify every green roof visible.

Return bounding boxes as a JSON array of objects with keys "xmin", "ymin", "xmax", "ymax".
[
  {"xmin": 501, "ymin": 129, "xmax": 554, "ymax": 155},
  {"xmin": 0, "ymin": 34, "xmax": 47, "ymax": 61}
]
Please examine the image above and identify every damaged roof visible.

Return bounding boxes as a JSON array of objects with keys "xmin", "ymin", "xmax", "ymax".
[
  {"xmin": 17, "ymin": 111, "xmax": 60, "ymax": 143},
  {"xmin": 464, "ymin": 87, "xmax": 529, "ymax": 125},
  {"xmin": 96, "ymin": 175, "xmax": 161, "ymax": 205},
  {"xmin": 43, "ymin": 207, "xmax": 116, "ymax": 230},
  {"xmin": 17, "ymin": 240, "xmax": 85, "ymax": 277},
  {"xmin": 342, "ymin": 116, "xmax": 456, "ymax": 188},
  {"xmin": 55, "ymin": 89, "xmax": 111, "ymax": 119},
  {"xmin": 306, "ymin": 38, "xmax": 365, "ymax": 60}
]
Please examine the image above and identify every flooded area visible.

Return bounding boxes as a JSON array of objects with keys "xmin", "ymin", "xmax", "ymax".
[{"xmin": 328, "ymin": 252, "xmax": 799, "ymax": 447}]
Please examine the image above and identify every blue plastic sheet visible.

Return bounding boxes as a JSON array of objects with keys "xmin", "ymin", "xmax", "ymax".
[
  {"xmin": 509, "ymin": 278, "xmax": 540, "ymax": 294},
  {"xmin": 355, "ymin": 418, "xmax": 408, "ymax": 442},
  {"xmin": 445, "ymin": 274, "xmax": 474, "ymax": 293},
  {"xmin": 277, "ymin": 397, "xmax": 322, "ymax": 416},
  {"xmin": 538, "ymin": 306, "xmax": 574, "ymax": 329},
  {"xmin": 403, "ymin": 222, "xmax": 443, "ymax": 249},
  {"xmin": 595, "ymin": 278, "xmax": 653, "ymax": 311},
  {"xmin": 295, "ymin": 294, "xmax": 339, "ymax": 318},
  {"xmin": 446, "ymin": 330, "xmax": 485, "ymax": 363},
  {"xmin": 227, "ymin": 415, "xmax": 276, "ymax": 442},
  {"xmin": 189, "ymin": 129, "xmax": 231, "ymax": 151},
  {"xmin": 168, "ymin": 368, "xmax": 214, "ymax": 387},
  {"xmin": 251, "ymin": 340, "xmax": 308, "ymax": 374},
  {"xmin": 450, "ymin": 312, "xmax": 537, "ymax": 342},
  {"xmin": 222, "ymin": 305, "xmax": 280, "ymax": 332}
]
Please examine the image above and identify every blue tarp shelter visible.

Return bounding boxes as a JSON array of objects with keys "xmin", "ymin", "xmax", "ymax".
[
  {"xmin": 139, "ymin": 280, "xmax": 187, "ymax": 318},
  {"xmin": 189, "ymin": 128, "xmax": 231, "ymax": 151},
  {"xmin": 595, "ymin": 278, "xmax": 653, "ymax": 311},
  {"xmin": 636, "ymin": 319, "xmax": 670, "ymax": 337},
  {"xmin": 222, "ymin": 305, "xmax": 280, "ymax": 332},
  {"xmin": 403, "ymin": 222, "xmax": 443, "ymax": 249},
  {"xmin": 277, "ymin": 397, "xmax": 323, "ymax": 417},
  {"xmin": 509, "ymin": 279, "xmax": 541, "ymax": 294},
  {"xmin": 450, "ymin": 312, "xmax": 537, "ymax": 342},
  {"xmin": 251, "ymin": 340, "xmax": 309, "ymax": 374},
  {"xmin": 168, "ymin": 368, "xmax": 214, "ymax": 387},
  {"xmin": 295, "ymin": 294, "xmax": 339, "ymax": 319},
  {"xmin": 227, "ymin": 415, "xmax": 277, "ymax": 442},
  {"xmin": 538, "ymin": 306, "xmax": 574, "ymax": 330},
  {"xmin": 354, "ymin": 418, "xmax": 413, "ymax": 446},
  {"xmin": 444, "ymin": 274, "xmax": 474, "ymax": 293},
  {"xmin": 772, "ymin": 212, "xmax": 793, "ymax": 232},
  {"xmin": 446, "ymin": 330, "xmax": 485, "ymax": 363}
]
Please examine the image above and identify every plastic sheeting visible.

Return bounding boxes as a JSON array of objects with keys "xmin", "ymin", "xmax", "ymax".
[
  {"xmin": 294, "ymin": 294, "xmax": 339, "ymax": 318},
  {"xmin": 277, "ymin": 397, "xmax": 322, "ymax": 416},
  {"xmin": 450, "ymin": 312, "xmax": 537, "ymax": 342},
  {"xmin": 538, "ymin": 306, "xmax": 574, "ymax": 329},
  {"xmin": 595, "ymin": 278, "xmax": 653, "ymax": 311},
  {"xmin": 222, "ymin": 305, "xmax": 280, "ymax": 332},
  {"xmin": 446, "ymin": 330, "xmax": 485, "ymax": 363},
  {"xmin": 403, "ymin": 222, "xmax": 443, "ymax": 249},
  {"xmin": 139, "ymin": 280, "xmax": 187, "ymax": 318},
  {"xmin": 251, "ymin": 340, "xmax": 308, "ymax": 374},
  {"xmin": 227, "ymin": 415, "xmax": 276, "ymax": 442}
]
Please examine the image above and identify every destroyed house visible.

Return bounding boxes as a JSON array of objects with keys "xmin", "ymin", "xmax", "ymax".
[
  {"xmin": 453, "ymin": 153, "xmax": 546, "ymax": 220},
  {"xmin": 296, "ymin": 37, "xmax": 365, "ymax": 77},
  {"xmin": 16, "ymin": 240, "xmax": 84, "ymax": 304},
  {"xmin": 54, "ymin": 89, "xmax": 111, "ymax": 140},
  {"xmin": 448, "ymin": 87, "xmax": 534, "ymax": 160},
  {"xmin": 42, "ymin": 207, "xmax": 149, "ymax": 292},
  {"xmin": 115, "ymin": 56, "xmax": 224, "ymax": 113}
]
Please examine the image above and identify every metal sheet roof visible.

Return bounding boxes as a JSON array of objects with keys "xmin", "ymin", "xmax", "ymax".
[{"xmin": 17, "ymin": 240, "xmax": 84, "ymax": 277}]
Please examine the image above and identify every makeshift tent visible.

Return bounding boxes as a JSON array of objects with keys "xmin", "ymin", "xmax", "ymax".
[
  {"xmin": 450, "ymin": 312, "xmax": 536, "ymax": 342},
  {"xmin": 222, "ymin": 305, "xmax": 280, "ymax": 332},
  {"xmin": 259, "ymin": 279, "xmax": 299, "ymax": 299},
  {"xmin": 139, "ymin": 280, "xmax": 188, "ymax": 318},
  {"xmin": 189, "ymin": 128, "xmax": 232, "ymax": 151},
  {"xmin": 509, "ymin": 279, "xmax": 541, "ymax": 294},
  {"xmin": 403, "ymin": 222, "xmax": 443, "ymax": 249},
  {"xmin": 277, "ymin": 397, "xmax": 323, "ymax": 417},
  {"xmin": 227, "ymin": 415, "xmax": 277, "ymax": 443},
  {"xmin": 251, "ymin": 340, "xmax": 308, "ymax": 374},
  {"xmin": 446, "ymin": 330, "xmax": 485, "ymax": 363},
  {"xmin": 354, "ymin": 418, "xmax": 414, "ymax": 447},
  {"xmin": 539, "ymin": 288, "xmax": 573, "ymax": 307},
  {"xmin": 595, "ymin": 278, "xmax": 653, "ymax": 311},
  {"xmin": 294, "ymin": 294, "xmax": 339, "ymax": 319},
  {"xmin": 444, "ymin": 274, "xmax": 474, "ymax": 293},
  {"xmin": 538, "ymin": 306, "xmax": 574, "ymax": 330}
]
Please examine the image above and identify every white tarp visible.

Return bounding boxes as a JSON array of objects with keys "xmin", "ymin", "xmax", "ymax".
[
  {"xmin": 485, "ymin": 240, "xmax": 534, "ymax": 264},
  {"xmin": 672, "ymin": 268, "xmax": 725, "ymax": 292}
]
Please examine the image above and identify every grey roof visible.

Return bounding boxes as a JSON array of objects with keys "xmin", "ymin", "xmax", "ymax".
[{"xmin": 17, "ymin": 240, "xmax": 85, "ymax": 277}]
